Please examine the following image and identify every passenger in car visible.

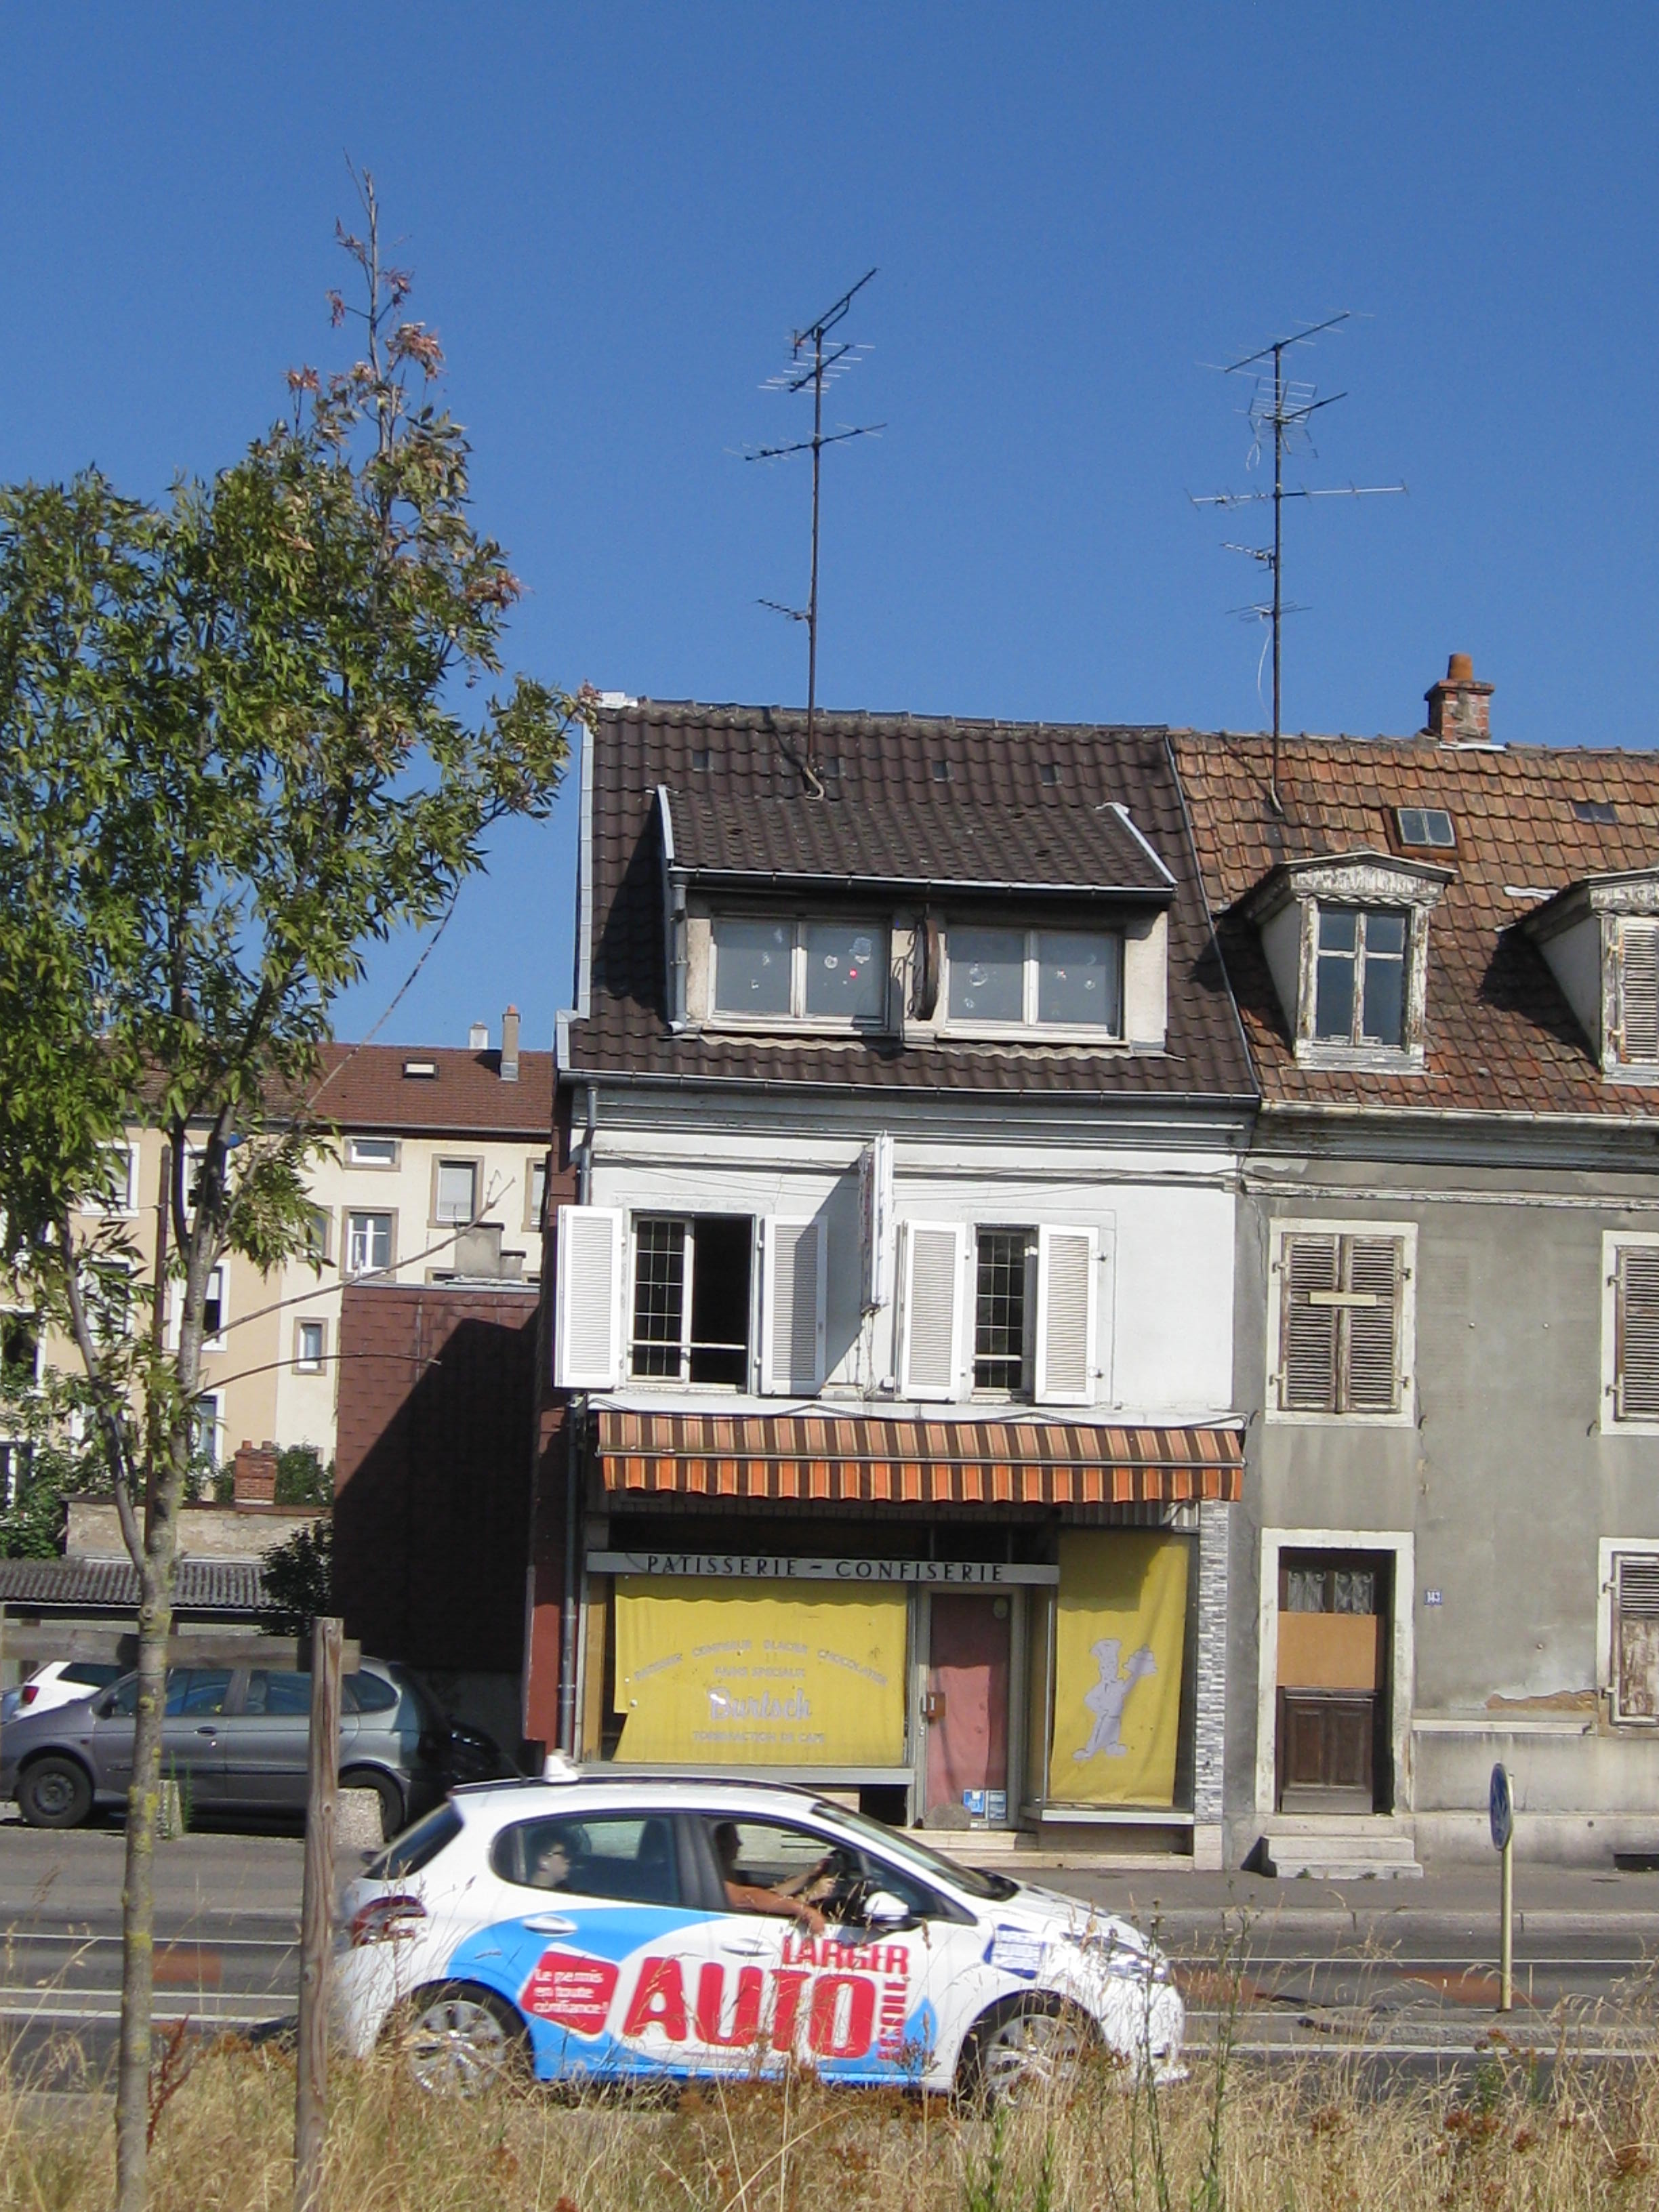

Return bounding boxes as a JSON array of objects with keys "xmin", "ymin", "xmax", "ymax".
[
  {"xmin": 712, "ymin": 1822, "xmax": 828, "ymax": 1936},
  {"xmin": 529, "ymin": 1833, "xmax": 574, "ymax": 1890}
]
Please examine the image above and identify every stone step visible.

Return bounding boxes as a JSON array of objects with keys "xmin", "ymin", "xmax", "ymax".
[
  {"xmin": 1265, "ymin": 1854, "xmax": 1425, "ymax": 1881},
  {"xmin": 1265, "ymin": 1811, "xmax": 1414, "ymax": 1837},
  {"xmin": 1263, "ymin": 1825, "xmax": 1423, "ymax": 1880},
  {"xmin": 1265, "ymin": 1830, "xmax": 1419, "ymax": 1860}
]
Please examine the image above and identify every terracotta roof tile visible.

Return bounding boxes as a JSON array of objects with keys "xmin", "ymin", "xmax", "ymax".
[
  {"xmin": 1171, "ymin": 730, "xmax": 1659, "ymax": 1118},
  {"xmin": 307, "ymin": 1044, "xmax": 552, "ymax": 1136}
]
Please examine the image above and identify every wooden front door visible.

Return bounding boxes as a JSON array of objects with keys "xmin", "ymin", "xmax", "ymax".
[
  {"xmin": 1275, "ymin": 1552, "xmax": 1389, "ymax": 1813},
  {"xmin": 924, "ymin": 1593, "xmax": 1012, "ymax": 1822}
]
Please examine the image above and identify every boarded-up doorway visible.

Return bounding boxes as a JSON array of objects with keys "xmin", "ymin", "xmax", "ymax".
[{"xmin": 1275, "ymin": 1551, "xmax": 1391, "ymax": 1814}]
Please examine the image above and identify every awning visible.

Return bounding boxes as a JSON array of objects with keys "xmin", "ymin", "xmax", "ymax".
[{"xmin": 594, "ymin": 1410, "xmax": 1243, "ymax": 1507}]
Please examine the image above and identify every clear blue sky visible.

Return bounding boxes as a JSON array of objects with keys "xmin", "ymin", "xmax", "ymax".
[{"xmin": 5, "ymin": 5, "xmax": 1656, "ymax": 1048}]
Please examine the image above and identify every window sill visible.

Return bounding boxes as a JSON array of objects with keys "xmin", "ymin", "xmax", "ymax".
[
  {"xmin": 1294, "ymin": 1041, "xmax": 1425, "ymax": 1072},
  {"xmin": 1266, "ymin": 1404, "xmax": 1414, "ymax": 1428},
  {"xmin": 1601, "ymin": 1059, "xmax": 1659, "ymax": 1086},
  {"xmin": 696, "ymin": 1015, "xmax": 895, "ymax": 1040},
  {"xmin": 929, "ymin": 1025, "xmax": 1129, "ymax": 1048}
]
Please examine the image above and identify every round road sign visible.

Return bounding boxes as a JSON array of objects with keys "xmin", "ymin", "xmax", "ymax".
[{"xmin": 1490, "ymin": 1762, "xmax": 1513, "ymax": 1852}]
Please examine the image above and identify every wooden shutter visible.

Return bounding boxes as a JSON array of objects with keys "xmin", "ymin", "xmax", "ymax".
[
  {"xmin": 1343, "ymin": 1237, "xmax": 1403, "ymax": 1414},
  {"xmin": 899, "ymin": 1221, "xmax": 967, "ymax": 1401},
  {"xmin": 1033, "ymin": 1225, "xmax": 1098, "ymax": 1405},
  {"xmin": 760, "ymin": 1216, "xmax": 826, "ymax": 1395},
  {"xmin": 1279, "ymin": 1234, "xmax": 1340, "ymax": 1411},
  {"xmin": 1616, "ymin": 1246, "xmax": 1659, "ymax": 1420},
  {"xmin": 1614, "ymin": 1553, "xmax": 1659, "ymax": 1723},
  {"xmin": 552, "ymin": 1206, "xmax": 624, "ymax": 1389},
  {"xmin": 1622, "ymin": 921, "xmax": 1659, "ymax": 1063}
]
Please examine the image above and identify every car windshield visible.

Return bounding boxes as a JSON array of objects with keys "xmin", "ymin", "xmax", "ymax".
[{"xmin": 813, "ymin": 1804, "xmax": 1019, "ymax": 1902}]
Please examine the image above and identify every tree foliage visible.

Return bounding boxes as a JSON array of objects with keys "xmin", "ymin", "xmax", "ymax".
[{"xmin": 258, "ymin": 1516, "xmax": 333, "ymax": 1637}]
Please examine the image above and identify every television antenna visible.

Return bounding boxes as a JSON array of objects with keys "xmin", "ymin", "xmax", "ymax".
[
  {"xmin": 743, "ymin": 268, "xmax": 882, "ymax": 776},
  {"xmin": 1191, "ymin": 312, "xmax": 1404, "ymax": 811}
]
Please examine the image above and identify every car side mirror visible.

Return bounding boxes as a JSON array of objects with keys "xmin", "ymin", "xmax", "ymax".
[{"xmin": 863, "ymin": 1889, "xmax": 914, "ymax": 1928}]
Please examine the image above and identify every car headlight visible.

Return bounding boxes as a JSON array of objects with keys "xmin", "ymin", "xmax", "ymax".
[{"xmin": 1071, "ymin": 1929, "xmax": 1172, "ymax": 1984}]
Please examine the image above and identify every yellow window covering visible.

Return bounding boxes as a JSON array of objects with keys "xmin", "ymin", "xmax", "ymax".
[
  {"xmin": 613, "ymin": 1579, "xmax": 907, "ymax": 1767},
  {"xmin": 1048, "ymin": 1532, "xmax": 1188, "ymax": 1807}
]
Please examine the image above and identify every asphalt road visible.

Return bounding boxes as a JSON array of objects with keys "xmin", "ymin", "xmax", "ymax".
[{"xmin": 5, "ymin": 1817, "xmax": 1659, "ymax": 2085}]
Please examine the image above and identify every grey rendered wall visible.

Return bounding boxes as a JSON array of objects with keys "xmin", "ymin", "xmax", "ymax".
[{"xmin": 1225, "ymin": 1146, "xmax": 1659, "ymax": 1868}]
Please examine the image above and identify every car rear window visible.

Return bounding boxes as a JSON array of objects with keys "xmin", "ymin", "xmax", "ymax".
[
  {"xmin": 63, "ymin": 1664, "xmax": 121, "ymax": 1691},
  {"xmin": 492, "ymin": 1814, "xmax": 681, "ymax": 1906},
  {"xmin": 365, "ymin": 1802, "xmax": 463, "ymax": 1880}
]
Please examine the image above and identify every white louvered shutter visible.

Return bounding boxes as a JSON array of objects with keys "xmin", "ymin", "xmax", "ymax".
[
  {"xmin": 899, "ymin": 1221, "xmax": 968, "ymax": 1401},
  {"xmin": 552, "ymin": 1206, "xmax": 624, "ymax": 1389},
  {"xmin": 1614, "ymin": 1553, "xmax": 1659, "ymax": 1722},
  {"xmin": 1622, "ymin": 922, "xmax": 1659, "ymax": 1063},
  {"xmin": 1343, "ymin": 1237, "xmax": 1403, "ymax": 1415},
  {"xmin": 1033, "ymin": 1225, "xmax": 1098, "ymax": 1405},
  {"xmin": 760, "ymin": 1216, "xmax": 826, "ymax": 1395},
  {"xmin": 1278, "ymin": 1234, "xmax": 1340, "ymax": 1412},
  {"xmin": 1616, "ymin": 1246, "xmax": 1659, "ymax": 1420}
]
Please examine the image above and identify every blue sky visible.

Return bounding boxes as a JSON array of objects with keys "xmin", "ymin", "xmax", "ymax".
[{"xmin": 5, "ymin": 5, "xmax": 1656, "ymax": 1048}]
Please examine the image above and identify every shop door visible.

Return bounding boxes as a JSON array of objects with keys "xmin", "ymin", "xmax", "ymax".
[
  {"xmin": 924, "ymin": 1594, "xmax": 1011, "ymax": 1824},
  {"xmin": 1275, "ymin": 1553, "xmax": 1389, "ymax": 1814}
]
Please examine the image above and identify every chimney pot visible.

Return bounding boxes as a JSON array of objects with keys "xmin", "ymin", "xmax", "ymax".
[
  {"xmin": 500, "ymin": 1004, "xmax": 520, "ymax": 1082},
  {"xmin": 1425, "ymin": 653, "xmax": 1494, "ymax": 745},
  {"xmin": 468, "ymin": 1021, "xmax": 488, "ymax": 1051},
  {"xmin": 232, "ymin": 1437, "xmax": 279, "ymax": 1507}
]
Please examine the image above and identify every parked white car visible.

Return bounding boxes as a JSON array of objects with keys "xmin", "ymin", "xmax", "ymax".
[
  {"xmin": 11, "ymin": 1662, "xmax": 124, "ymax": 1720},
  {"xmin": 334, "ymin": 1777, "xmax": 1183, "ymax": 2100}
]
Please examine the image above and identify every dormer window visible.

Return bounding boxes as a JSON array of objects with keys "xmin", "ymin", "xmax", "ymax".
[
  {"xmin": 1524, "ymin": 874, "xmax": 1659, "ymax": 1081},
  {"xmin": 943, "ymin": 926, "xmax": 1123, "ymax": 1037},
  {"xmin": 1314, "ymin": 907, "xmax": 1408, "ymax": 1048},
  {"xmin": 710, "ymin": 915, "xmax": 890, "ymax": 1027},
  {"xmin": 1242, "ymin": 852, "xmax": 1450, "ymax": 1073}
]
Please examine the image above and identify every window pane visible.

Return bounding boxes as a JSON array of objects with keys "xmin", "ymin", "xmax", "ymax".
[
  {"xmin": 245, "ymin": 1670, "xmax": 313, "ymax": 1717},
  {"xmin": 1366, "ymin": 910, "xmax": 1407, "ymax": 958},
  {"xmin": 298, "ymin": 1321, "xmax": 324, "ymax": 1368},
  {"xmin": 803, "ymin": 922, "xmax": 887, "ymax": 1021},
  {"xmin": 1314, "ymin": 909, "xmax": 1359, "ymax": 1040},
  {"xmin": 1332, "ymin": 1572, "xmax": 1376, "ymax": 1616},
  {"xmin": 949, "ymin": 928, "xmax": 1024, "ymax": 1023},
  {"xmin": 348, "ymin": 1213, "xmax": 392, "ymax": 1273},
  {"xmin": 203, "ymin": 1267, "xmax": 224, "ymax": 1340},
  {"xmin": 436, "ymin": 1161, "xmax": 477, "ymax": 1222},
  {"xmin": 632, "ymin": 1218, "xmax": 686, "ymax": 1378},
  {"xmin": 714, "ymin": 918, "xmax": 792, "ymax": 1015},
  {"xmin": 688, "ymin": 1214, "xmax": 752, "ymax": 1387},
  {"xmin": 164, "ymin": 1669, "xmax": 232, "ymax": 1717},
  {"xmin": 975, "ymin": 1229, "xmax": 1029, "ymax": 1392},
  {"xmin": 1036, "ymin": 931, "xmax": 1120, "ymax": 1029},
  {"xmin": 1286, "ymin": 1569, "xmax": 1327, "ymax": 1614},
  {"xmin": 493, "ymin": 1814, "xmax": 681, "ymax": 1905},
  {"xmin": 344, "ymin": 1671, "xmax": 399, "ymax": 1714},
  {"xmin": 1361, "ymin": 946, "xmax": 1405, "ymax": 1045},
  {"xmin": 348, "ymin": 1137, "xmax": 396, "ymax": 1166},
  {"xmin": 1317, "ymin": 907, "xmax": 1357, "ymax": 954}
]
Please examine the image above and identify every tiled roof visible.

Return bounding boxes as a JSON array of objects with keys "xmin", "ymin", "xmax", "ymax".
[
  {"xmin": 567, "ymin": 703, "xmax": 1254, "ymax": 1101},
  {"xmin": 596, "ymin": 1408, "xmax": 1244, "ymax": 1507},
  {"xmin": 0, "ymin": 1557, "xmax": 267, "ymax": 1612},
  {"xmin": 306, "ymin": 1044, "xmax": 553, "ymax": 1136},
  {"xmin": 670, "ymin": 790, "xmax": 1174, "ymax": 895},
  {"xmin": 1171, "ymin": 729, "xmax": 1659, "ymax": 1117}
]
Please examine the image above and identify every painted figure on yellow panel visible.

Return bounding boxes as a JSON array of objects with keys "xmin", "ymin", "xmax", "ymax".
[{"xmin": 1073, "ymin": 1637, "xmax": 1159, "ymax": 1762}]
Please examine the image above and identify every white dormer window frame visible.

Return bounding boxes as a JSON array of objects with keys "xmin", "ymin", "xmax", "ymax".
[
  {"xmin": 1525, "ymin": 873, "xmax": 1659, "ymax": 1083},
  {"xmin": 1244, "ymin": 854, "xmax": 1450, "ymax": 1073},
  {"xmin": 937, "ymin": 924, "xmax": 1126, "ymax": 1045},
  {"xmin": 695, "ymin": 911, "xmax": 896, "ymax": 1035}
]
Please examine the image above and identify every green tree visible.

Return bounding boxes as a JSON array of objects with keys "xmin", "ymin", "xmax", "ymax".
[
  {"xmin": 258, "ymin": 1517, "xmax": 333, "ymax": 1636},
  {"xmin": 0, "ymin": 173, "xmax": 586, "ymax": 2212}
]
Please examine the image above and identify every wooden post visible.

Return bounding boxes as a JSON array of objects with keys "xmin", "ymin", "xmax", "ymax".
[{"xmin": 294, "ymin": 1617, "xmax": 343, "ymax": 2212}]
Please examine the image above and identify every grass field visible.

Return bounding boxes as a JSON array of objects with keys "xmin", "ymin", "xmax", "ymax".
[{"xmin": 5, "ymin": 2022, "xmax": 1659, "ymax": 2212}]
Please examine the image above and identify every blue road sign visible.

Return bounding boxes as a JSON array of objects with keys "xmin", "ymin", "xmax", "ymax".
[{"xmin": 1490, "ymin": 1762, "xmax": 1513, "ymax": 1852}]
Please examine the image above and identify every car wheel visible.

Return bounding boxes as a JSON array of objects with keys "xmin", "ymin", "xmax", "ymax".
[
  {"xmin": 341, "ymin": 1767, "xmax": 403, "ymax": 1843},
  {"xmin": 959, "ymin": 1994, "xmax": 1097, "ymax": 2109},
  {"xmin": 396, "ymin": 1983, "xmax": 529, "ymax": 2097},
  {"xmin": 16, "ymin": 1755, "xmax": 94, "ymax": 1830}
]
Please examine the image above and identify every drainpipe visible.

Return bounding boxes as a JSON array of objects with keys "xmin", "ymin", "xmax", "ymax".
[{"xmin": 559, "ymin": 1082, "xmax": 599, "ymax": 1753}]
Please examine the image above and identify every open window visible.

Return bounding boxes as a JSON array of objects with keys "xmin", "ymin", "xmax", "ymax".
[{"xmin": 629, "ymin": 1214, "xmax": 754, "ymax": 1387}]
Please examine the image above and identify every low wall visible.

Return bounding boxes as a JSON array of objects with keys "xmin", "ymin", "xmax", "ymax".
[{"xmin": 66, "ymin": 1498, "xmax": 325, "ymax": 1562}]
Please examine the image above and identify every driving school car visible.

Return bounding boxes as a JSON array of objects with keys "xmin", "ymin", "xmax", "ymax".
[{"xmin": 334, "ymin": 1776, "xmax": 1183, "ymax": 2099}]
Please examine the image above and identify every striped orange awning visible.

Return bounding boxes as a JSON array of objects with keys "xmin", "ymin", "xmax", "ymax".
[{"xmin": 594, "ymin": 1410, "xmax": 1242, "ymax": 1508}]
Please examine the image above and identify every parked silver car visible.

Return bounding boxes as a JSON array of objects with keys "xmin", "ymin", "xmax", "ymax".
[{"xmin": 0, "ymin": 1656, "xmax": 504, "ymax": 1839}]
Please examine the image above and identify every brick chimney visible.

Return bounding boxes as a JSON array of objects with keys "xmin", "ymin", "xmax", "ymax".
[
  {"xmin": 232, "ymin": 1438, "xmax": 279, "ymax": 1507},
  {"xmin": 500, "ymin": 1004, "xmax": 520, "ymax": 1082},
  {"xmin": 1425, "ymin": 653, "xmax": 1495, "ymax": 744}
]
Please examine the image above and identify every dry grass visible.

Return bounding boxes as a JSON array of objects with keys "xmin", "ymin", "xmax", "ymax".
[{"xmin": 2, "ymin": 2026, "xmax": 1659, "ymax": 2212}]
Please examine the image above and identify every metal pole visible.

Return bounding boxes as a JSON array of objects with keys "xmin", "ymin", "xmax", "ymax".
[
  {"xmin": 1271, "ymin": 340, "xmax": 1284, "ymax": 813},
  {"xmin": 294, "ymin": 1617, "xmax": 343, "ymax": 2212},
  {"xmin": 806, "ymin": 325, "xmax": 823, "ymax": 763},
  {"xmin": 1499, "ymin": 1830, "xmax": 1513, "ymax": 2013}
]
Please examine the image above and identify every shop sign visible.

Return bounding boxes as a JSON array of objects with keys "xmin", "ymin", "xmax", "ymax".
[{"xmin": 591, "ymin": 1552, "xmax": 1059, "ymax": 1586}]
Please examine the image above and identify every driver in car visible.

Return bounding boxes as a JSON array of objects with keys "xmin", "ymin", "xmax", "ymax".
[{"xmin": 712, "ymin": 1822, "xmax": 835, "ymax": 1936}]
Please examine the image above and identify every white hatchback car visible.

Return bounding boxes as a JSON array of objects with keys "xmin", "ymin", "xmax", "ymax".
[{"xmin": 334, "ymin": 1777, "xmax": 1183, "ymax": 2100}]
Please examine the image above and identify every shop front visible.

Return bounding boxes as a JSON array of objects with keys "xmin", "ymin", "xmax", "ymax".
[{"xmin": 567, "ymin": 1411, "xmax": 1242, "ymax": 1850}]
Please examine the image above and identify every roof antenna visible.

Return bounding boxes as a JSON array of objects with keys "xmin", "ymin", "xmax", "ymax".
[
  {"xmin": 1191, "ymin": 313, "xmax": 1405, "ymax": 815},
  {"xmin": 742, "ymin": 268, "xmax": 882, "ymax": 790}
]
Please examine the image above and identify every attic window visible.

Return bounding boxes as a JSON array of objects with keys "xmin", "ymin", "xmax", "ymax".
[
  {"xmin": 1040, "ymin": 763, "xmax": 1063, "ymax": 787},
  {"xmin": 930, "ymin": 760, "xmax": 952, "ymax": 783},
  {"xmin": 1574, "ymin": 799, "xmax": 1618, "ymax": 825},
  {"xmin": 402, "ymin": 1059, "xmax": 438, "ymax": 1079},
  {"xmin": 691, "ymin": 748, "xmax": 712, "ymax": 772},
  {"xmin": 1395, "ymin": 807, "xmax": 1456, "ymax": 852}
]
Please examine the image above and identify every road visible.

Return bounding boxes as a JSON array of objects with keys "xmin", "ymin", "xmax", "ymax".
[{"xmin": 4, "ymin": 1818, "xmax": 1659, "ymax": 2085}]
